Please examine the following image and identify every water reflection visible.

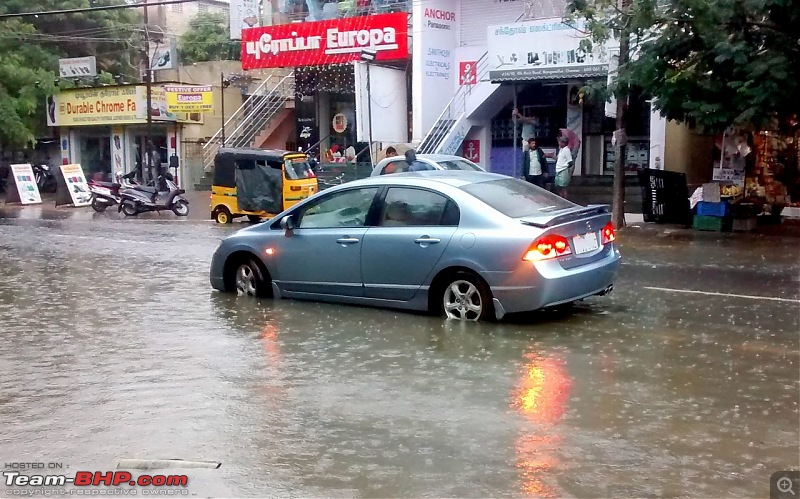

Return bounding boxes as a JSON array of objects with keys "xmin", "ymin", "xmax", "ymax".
[{"xmin": 512, "ymin": 352, "xmax": 573, "ymax": 497}]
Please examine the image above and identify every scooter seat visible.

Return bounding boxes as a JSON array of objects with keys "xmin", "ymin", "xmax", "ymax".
[
  {"xmin": 94, "ymin": 181, "xmax": 120, "ymax": 189},
  {"xmin": 136, "ymin": 185, "xmax": 158, "ymax": 195}
]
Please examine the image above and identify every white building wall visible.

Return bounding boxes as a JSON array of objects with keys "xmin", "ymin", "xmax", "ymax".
[{"xmin": 458, "ymin": 0, "xmax": 566, "ymax": 46}]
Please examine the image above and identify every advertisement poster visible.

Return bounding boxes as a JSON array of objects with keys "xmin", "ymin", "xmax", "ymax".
[
  {"xmin": 148, "ymin": 40, "xmax": 176, "ymax": 71},
  {"xmin": 9, "ymin": 164, "xmax": 42, "ymax": 205},
  {"xmin": 230, "ymin": 0, "xmax": 260, "ymax": 40},
  {"xmin": 487, "ymin": 18, "xmax": 613, "ymax": 82},
  {"xmin": 164, "ymin": 85, "xmax": 214, "ymax": 113},
  {"xmin": 59, "ymin": 164, "xmax": 92, "ymax": 207},
  {"xmin": 111, "ymin": 127, "xmax": 125, "ymax": 179},
  {"xmin": 49, "ymin": 86, "xmax": 139, "ymax": 126}
]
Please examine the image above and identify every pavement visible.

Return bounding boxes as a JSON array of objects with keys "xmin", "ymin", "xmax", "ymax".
[{"xmin": 0, "ymin": 202, "xmax": 798, "ymax": 497}]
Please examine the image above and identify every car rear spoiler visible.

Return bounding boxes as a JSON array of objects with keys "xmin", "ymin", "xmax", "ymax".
[{"xmin": 518, "ymin": 204, "xmax": 610, "ymax": 228}]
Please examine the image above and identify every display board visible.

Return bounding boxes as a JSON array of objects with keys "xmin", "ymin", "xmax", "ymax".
[
  {"xmin": 5, "ymin": 164, "xmax": 42, "ymax": 205},
  {"xmin": 55, "ymin": 164, "xmax": 92, "ymax": 207}
]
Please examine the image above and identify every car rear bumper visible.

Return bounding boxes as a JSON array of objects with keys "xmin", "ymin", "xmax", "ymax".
[{"xmin": 482, "ymin": 245, "xmax": 621, "ymax": 315}]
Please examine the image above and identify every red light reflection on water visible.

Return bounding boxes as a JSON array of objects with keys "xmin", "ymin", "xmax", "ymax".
[{"xmin": 511, "ymin": 353, "xmax": 573, "ymax": 497}]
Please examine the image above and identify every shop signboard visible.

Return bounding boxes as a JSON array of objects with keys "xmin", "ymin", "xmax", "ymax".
[
  {"xmin": 462, "ymin": 140, "xmax": 480, "ymax": 163},
  {"xmin": 148, "ymin": 40, "xmax": 176, "ymax": 71},
  {"xmin": 164, "ymin": 85, "xmax": 214, "ymax": 113},
  {"xmin": 56, "ymin": 164, "xmax": 92, "ymax": 207},
  {"xmin": 241, "ymin": 13, "xmax": 408, "ymax": 69},
  {"xmin": 7, "ymin": 164, "xmax": 42, "ymax": 205},
  {"xmin": 230, "ymin": 0, "xmax": 260, "ymax": 40},
  {"xmin": 59, "ymin": 56, "xmax": 97, "ymax": 78},
  {"xmin": 50, "ymin": 86, "xmax": 140, "ymax": 126},
  {"xmin": 487, "ymin": 18, "xmax": 613, "ymax": 82}
]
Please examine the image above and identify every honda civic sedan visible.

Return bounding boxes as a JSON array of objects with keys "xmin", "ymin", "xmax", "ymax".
[{"xmin": 209, "ymin": 171, "xmax": 621, "ymax": 321}]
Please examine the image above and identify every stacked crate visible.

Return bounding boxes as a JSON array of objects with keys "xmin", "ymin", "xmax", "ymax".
[{"xmin": 693, "ymin": 201, "xmax": 731, "ymax": 231}]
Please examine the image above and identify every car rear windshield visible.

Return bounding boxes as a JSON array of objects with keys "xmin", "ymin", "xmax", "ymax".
[
  {"xmin": 437, "ymin": 159, "xmax": 483, "ymax": 171},
  {"xmin": 284, "ymin": 157, "xmax": 313, "ymax": 180},
  {"xmin": 460, "ymin": 178, "xmax": 575, "ymax": 218}
]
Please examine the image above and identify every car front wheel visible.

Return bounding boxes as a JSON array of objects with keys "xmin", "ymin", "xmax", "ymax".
[
  {"xmin": 441, "ymin": 272, "xmax": 493, "ymax": 321},
  {"xmin": 234, "ymin": 259, "xmax": 269, "ymax": 298}
]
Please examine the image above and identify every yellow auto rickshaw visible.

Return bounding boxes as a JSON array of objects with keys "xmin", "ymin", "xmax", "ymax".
[{"xmin": 210, "ymin": 148, "xmax": 318, "ymax": 224}]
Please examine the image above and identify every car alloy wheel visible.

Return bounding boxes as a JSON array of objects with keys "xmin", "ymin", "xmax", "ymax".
[
  {"xmin": 235, "ymin": 263, "xmax": 258, "ymax": 297},
  {"xmin": 443, "ymin": 279, "xmax": 483, "ymax": 321}
]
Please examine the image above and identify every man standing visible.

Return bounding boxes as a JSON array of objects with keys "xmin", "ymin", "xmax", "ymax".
[
  {"xmin": 554, "ymin": 136, "xmax": 574, "ymax": 198},
  {"xmin": 145, "ymin": 141, "xmax": 161, "ymax": 186},
  {"xmin": 521, "ymin": 137, "xmax": 548, "ymax": 188}
]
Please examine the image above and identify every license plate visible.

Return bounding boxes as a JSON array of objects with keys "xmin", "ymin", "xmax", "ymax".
[{"xmin": 572, "ymin": 232, "xmax": 599, "ymax": 254}]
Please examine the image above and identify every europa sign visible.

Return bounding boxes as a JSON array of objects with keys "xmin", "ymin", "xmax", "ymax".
[
  {"xmin": 241, "ymin": 12, "xmax": 408, "ymax": 69},
  {"xmin": 164, "ymin": 85, "xmax": 213, "ymax": 113}
]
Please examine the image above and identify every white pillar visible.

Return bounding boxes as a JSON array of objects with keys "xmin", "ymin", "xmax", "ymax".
[{"xmin": 649, "ymin": 103, "xmax": 666, "ymax": 170}]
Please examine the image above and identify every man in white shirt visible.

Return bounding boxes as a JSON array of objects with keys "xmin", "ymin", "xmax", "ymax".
[{"xmin": 554, "ymin": 136, "xmax": 573, "ymax": 198}]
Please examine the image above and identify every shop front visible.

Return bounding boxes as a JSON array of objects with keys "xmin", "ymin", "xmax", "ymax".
[
  {"xmin": 47, "ymin": 85, "xmax": 199, "ymax": 185},
  {"xmin": 241, "ymin": 12, "xmax": 411, "ymax": 171},
  {"xmin": 483, "ymin": 17, "xmax": 635, "ymax": 179}
]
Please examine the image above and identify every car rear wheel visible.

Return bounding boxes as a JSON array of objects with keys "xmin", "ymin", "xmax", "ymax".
[
  {"xmin": 234, "ymin": 259, "xmax": 269, "ymax": 298},
  {"xmin": 441, "ymin": 272, "xmax": 493, "ymax": 321}
]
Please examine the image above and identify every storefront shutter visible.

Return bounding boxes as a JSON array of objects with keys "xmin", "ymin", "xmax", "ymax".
[{"xmin": 458, "ymin": 0, "xmax": 567, "ymax": 47}]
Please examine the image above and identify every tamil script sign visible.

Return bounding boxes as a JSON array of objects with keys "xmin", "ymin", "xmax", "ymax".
[
  {"xmin": 487, "ymin": 18, "xmax": 613, "ymax": 82},
  {"xmin": 164, "ymin": 85, "xmax": 214, "ymax": 113}
]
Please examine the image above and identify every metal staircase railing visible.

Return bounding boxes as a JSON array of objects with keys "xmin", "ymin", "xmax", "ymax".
[
  {"xmin": 202, "ymin": 72, "xmax": 295, "ymax": 172},
  {"xmin": 417, "ymin": 52, "xmax": 490, "ymax": 154}
]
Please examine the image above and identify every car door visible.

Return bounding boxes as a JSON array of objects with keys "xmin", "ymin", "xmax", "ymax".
[
  {"xmin": 273, "ymin": 187, "xmax": 380, "ymax": 297},
  {"xmin": 360, "ymin": 187, "xmax": 460, "ymax": 301}
]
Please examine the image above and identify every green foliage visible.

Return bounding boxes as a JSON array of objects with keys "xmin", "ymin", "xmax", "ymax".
[
  {"xmin": 567, "ymin": 0, "xmax": 800, "ymax": 132},
  {"xmin": 0, "ymin": 1, "xmax": 141, "ymax": 147},
  {"xmin": 179, "ymin": 13, "xmax": 240, "ymax": 64}
]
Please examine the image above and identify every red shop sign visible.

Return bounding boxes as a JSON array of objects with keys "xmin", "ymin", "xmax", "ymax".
[{"xmin": 241, "ymin": 12, "xmax": 409, "ymax": 70}]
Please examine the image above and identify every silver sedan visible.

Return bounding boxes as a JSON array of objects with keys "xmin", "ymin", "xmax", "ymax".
[
  {"xmin": 370, "ymin": 154, "xmax": 484, "ymax": 176},
  {"xmin": 209, "ymin": 171, "xmax": 621, "ymax": 321}
]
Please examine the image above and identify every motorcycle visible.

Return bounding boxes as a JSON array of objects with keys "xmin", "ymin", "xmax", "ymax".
[
  {"xmin": 88, "ymin": 173, "xmax": 127, "ymax": 212},
  {"xmin": 32, "ymin": 164, "xmax": 57, "ymax": 193},
  {"xmin": 118, "ymin": 171, "xmax": 189, "ymax": 217}
]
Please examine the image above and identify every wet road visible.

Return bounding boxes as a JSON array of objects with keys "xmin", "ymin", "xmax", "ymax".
[{"xmin": 1, "ymin": 209, "xmax": 798, "ymax": 497}]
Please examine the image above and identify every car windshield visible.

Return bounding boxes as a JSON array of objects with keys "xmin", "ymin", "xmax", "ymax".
[
  {"xmin": 436, "ymin": 159, "xmax": 483, "ymax": 171},
  {"xmin": 284, "ymin": 157, "xmax": 313, "ymax": 180},
  {"xmin": 460, "ymin": 178, "xmax": 575, "ymax": 218}
]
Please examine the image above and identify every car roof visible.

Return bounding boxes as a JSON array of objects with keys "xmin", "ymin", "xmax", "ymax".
[{"xmin": 344, "ymin": 170, "xmax": 508, "ymax": 189}]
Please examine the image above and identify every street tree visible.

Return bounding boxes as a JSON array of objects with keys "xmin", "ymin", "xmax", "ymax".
[
  {"xmin": 179, "ymin": 13, "xmax": 241, "ymax": 64},
  {"xmin": 566, "ymin": 0, "xmax": 800, "ymax": 228},
  {"xmin": 0, "ymin": 0, "xmax": 142, "ymax": 148}
]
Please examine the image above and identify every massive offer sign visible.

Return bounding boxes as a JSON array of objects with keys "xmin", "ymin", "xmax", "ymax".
[{"xmin": 241, "ymin": 13, "xmax": 408, "ymax": 69}]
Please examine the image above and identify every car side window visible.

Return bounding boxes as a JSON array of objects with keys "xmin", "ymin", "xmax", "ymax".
[
  {"xmin": 381, "ymin": 160, "xmax": 409, "ymax": 175},
  {"xmin": 298, "ymin": 187, "xmax": 379, "ymax": 229},
  {"xmin": 379, "ymin": 188, "xmax": 459, "ymax": 227}
]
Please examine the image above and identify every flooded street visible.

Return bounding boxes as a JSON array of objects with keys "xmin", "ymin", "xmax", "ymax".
[{"xmin": 1, "ymin": 210, "xmax": 798, "ymax": 497}]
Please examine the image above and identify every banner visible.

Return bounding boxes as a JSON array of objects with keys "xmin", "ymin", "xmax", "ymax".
[
  {"xmin": 487, "ymin": 18, "xmax": 613, "ymax": 82},
  {"xmin": 164, "ymin": 85, "xmax": 214, "ymax": 113},
  {"xmin": 52, "ymin": 86, "xmax": 140, "ymax": 126},
  {"xmin": 57, "ymin": 164, "xmax": 92, "ymax": 207},
  {"xmin": 230, "ymin": 0, "xmax": 260, "ymax": 40},
  {"xmin": 7, "ymin": 164, "xmax": 42, "ymax": 205},
  {"xmin": 111, "ymin": 127, "xmax": 125, "ymax": 178},
  {"xmin": 242, "ymin": 12, "xmax": 409, "ymax": 69},
  {"xmin": 149, "ymin": 40, "xmax": 176, "ymax": 71}
]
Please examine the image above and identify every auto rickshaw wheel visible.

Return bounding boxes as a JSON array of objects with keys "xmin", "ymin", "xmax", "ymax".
[
  {"xmin": 214, "ymin": 207, "xmax": 233, "ymax": 224},
  {"xmin": 247, "ymin": 215, "xmax": 261, "ymax": 223}
]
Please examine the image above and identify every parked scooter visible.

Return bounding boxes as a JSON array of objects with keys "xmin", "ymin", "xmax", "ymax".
[
  {"xmin": 118, "ymin": 171, "xmax": 189, "ymax": 217},
  {"xmin": 32, "ymin": 164, "xmax": 57, "ymax": 193},
  {"xmin": 89, "ymin": 173, "xmax": 128, "ymax": 212}
]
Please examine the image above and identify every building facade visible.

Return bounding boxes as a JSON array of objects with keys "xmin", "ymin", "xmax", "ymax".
[{"xmin": 146, "ymin": 0, "xmax": 230, "ymax": 40}]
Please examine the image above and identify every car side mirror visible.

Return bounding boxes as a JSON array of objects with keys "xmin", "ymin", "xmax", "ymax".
[{"xmin": 280, "ymin": 215, "xmax": 296, "ymax": 231}]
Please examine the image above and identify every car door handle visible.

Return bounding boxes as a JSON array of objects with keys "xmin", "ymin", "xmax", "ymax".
[
  {"xmin": 414, "ymin": 237, "xmax": 441, "ymax": 245},
  {"xmin": 336, "ymin": 237, "xmax": 360, "ymax": 245}
]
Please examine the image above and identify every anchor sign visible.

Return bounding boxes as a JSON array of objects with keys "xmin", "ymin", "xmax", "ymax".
[{"xmin": 463, "ymin": 140, "xmax": 480, "ymax": 162}]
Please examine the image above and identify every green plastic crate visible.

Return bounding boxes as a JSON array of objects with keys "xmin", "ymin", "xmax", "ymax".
[{"xmin": 693, "ymin": 215, "xmax": 731, "ymax": 232}]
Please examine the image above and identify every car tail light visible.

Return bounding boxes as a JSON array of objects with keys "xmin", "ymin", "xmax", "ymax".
[
  {"xmin": 307, "ymin": 169, "xmax": 316, "ymax": 178},
  {"xmin": 290, "ymin": 185, "xmax": 302, "ymax": 191},
  {"xmin": 523, "ymin": 234, "xmax": 572, "ymax": 262},
  {"xmin": 601, "ymin": 222, "xmax": 616, "ymax": 244}
]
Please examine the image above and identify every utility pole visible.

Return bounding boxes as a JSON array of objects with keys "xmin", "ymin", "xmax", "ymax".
[
  {"xmin": 143, "ymin": 1, "xmax": 153, "ymax": 183},
  {"xmin": 611, "ymin": 0, "xmax": 630, "ymax": 229},
  {"xmin": 220, "ymin": 72, "xmax": 227, "ymax": 147}
]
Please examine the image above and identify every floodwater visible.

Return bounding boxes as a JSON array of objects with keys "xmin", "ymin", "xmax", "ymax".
[{"xmin": 0, "ymin": 209, "xmax": 798, "ymax": 497}]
